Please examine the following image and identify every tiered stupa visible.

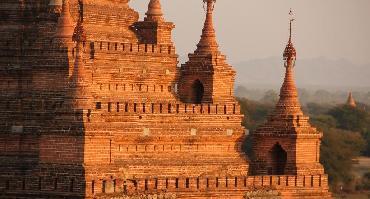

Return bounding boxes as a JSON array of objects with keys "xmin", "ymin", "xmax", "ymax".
[{"xmin": 251, "ymin": 12, "xmax": 327, "ymax": 178}]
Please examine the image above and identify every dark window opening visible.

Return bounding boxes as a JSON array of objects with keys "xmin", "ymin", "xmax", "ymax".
[
  {"xmin": 96, "ymin": 102, "xmax": 102, "ymax": 110},
  {"xmin": 69, "ymin": 179, "xmax": 74, "ymax": 192},
  {"xmin": 54, "ymin": 178, "xmax": 58, "ymax": 190},
  {"xmin": 192, "ymin": 79, "xmax": 204, "ymax": 104},
  {"xmin": 102, "ymin": 180, "xmax": 106, "ymax": 193},
  {"xmin": 175, "ymin": 178, "xmax": 179, "ymax": 189},
  {"xmin": 108, "ymin": 102, "xmax": 112, "ymax": 112},
  {"xmin": 168, "ymin": 46, "xmax": 172, "ymax": 54},
  {"xmin": 22, "ymin": 178, "xmax": 26, "ymax": 190},
  {"xmin": 186, "ymin": 178, "xmax": 189, "ymax": 188},
  {"xmin": 269, "ymin": 143, "xmax": 287, "ymax": 175},
  {"xmin": 90, "ymin": 42, "xmax": 95, "ymax": 59},
  {"xmin": 5, "ymin": 180, "xmax": 9, "ymax": 190},
  {"xmin": 92, "ymin": 180, "xmax": 95, "ymax": 194}
]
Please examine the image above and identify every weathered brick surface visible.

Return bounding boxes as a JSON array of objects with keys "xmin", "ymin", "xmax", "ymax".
[{"xmin": 0, "ymin": 0, "xmax": 331, "ymax": 198}]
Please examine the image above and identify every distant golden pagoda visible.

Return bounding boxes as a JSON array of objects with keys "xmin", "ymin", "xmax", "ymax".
[{"xmin": 346, "ymin": 92, "xmax": 357, "ymax": 107}]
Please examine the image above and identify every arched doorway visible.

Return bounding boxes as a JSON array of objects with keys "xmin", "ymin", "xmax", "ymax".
[
  {"xmin": 192, "ymin": 79, "xmax": 204, "ymax": 104},
  {"xmin": 269, "ymin": 143, "xmax": 287, "ymax": 175}
]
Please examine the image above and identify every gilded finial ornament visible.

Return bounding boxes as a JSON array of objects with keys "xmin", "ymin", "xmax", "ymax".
[
  {"xmin": 203, "ymin": 0, "xmax": 216, "ymax": 12},
  {"xmin": 283, "ymin": 9, "xmax": 297, "ymax": 68}
]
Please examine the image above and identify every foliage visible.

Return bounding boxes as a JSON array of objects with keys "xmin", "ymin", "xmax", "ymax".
[
  {"xmin": 329, "ymin": 105, "xmax": 369, "ymax": 132},
  {"xmin": 260, "ymin": 90, "xmax": 279, "ymax": 105},
  {"xmin": 238, "ymin": 97, "xmax": 274, "ymax": 131},
  {"xmin": 319, "ymin": 128, "xmax": 366, "ymax": 190}
]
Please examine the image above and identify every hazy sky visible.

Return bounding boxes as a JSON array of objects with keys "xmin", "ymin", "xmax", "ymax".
[{"xmin": 129, "ymin": 0, "xmax": 370, "ymax": 65}]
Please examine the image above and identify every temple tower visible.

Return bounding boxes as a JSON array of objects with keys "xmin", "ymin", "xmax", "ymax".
[
  {"xmin": 346, "ymin": 92, "xmax": 357, "ymax": 107},
  {"xmin": 178, "ymin": 0, "xmax": 236, "ymax": 104},
  {"xmin": 251, "ymin": 11, "xmax": 325, "ymax": 176},
  {"xmin": 133, "ymin": 0, "xmax": 175, "ymax": 45}
]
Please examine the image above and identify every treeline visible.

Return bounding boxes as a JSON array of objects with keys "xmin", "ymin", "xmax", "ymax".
[
  {"xmin": 237, "ymin": 97, "xmax": 370, "ymax": 193},
  {"xmin": 236, "ymin": 86, "xmax": 370, "ymax": 105}
]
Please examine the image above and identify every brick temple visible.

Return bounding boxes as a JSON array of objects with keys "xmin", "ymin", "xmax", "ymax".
[{"xmin": 0, "ymin": 0, "xmax": 331, "ymax": 198}]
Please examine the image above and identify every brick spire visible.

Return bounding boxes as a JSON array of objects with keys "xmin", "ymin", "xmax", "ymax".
[
  {"xmin": 144, "ymin": 0, "xmax": 164, "ymax": 22},
  {"xmin": 68, "ymin": 6, "xmax": 92, "ymax": 109},
  {"xmin": 70, "ymin": 6, "xmax": 87, "ymax": 89},
  {"xmin": 346, "ymin": 92, "xmax": 357, "ymax": 107},
  {"xmin": 55, "ymin": 0, "xmax": 74, "ymax": 39},
  {"xmin": 194, "ymin": 0, "xmax": 219, "ymax": 55},
  {"xmin": 273, "ymin": 10, "xmax": 303, "ymax": 116}
]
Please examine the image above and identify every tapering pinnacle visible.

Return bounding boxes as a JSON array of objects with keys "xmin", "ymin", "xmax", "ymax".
[
  {"xmin": 283, "ymin": 9, "xmax": 297, "ymax": 68},
  {"xmin": 55, "ymin": 0, "xmax": 74, "ymax": 38},
  {"xmin": 346, "ymin": 92, "xmax": 357, "ymax": 107},
  {"xmin": 195, "ymin": 0, "xmax": 219, "ymax": 55},
  {"xmin": 273, "ymin": 10, "xmax": 303, "ymax": 116}
]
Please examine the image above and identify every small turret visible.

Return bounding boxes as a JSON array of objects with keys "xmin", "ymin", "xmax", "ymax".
[
  {"xmin": 251, "ymin": 10, "xmax": 325, "ymax": 176},
  {"xmin": 133, "ymin": 0, "xmax": 175, "ymax": 45},
  {"xmin": 178, "ymin": 0, "xmax": 236, "ymax": 104},
  {"xmin": 54, "ymin": 0, "xmax": 74, "ymax": 40},
  {"xmin": 144, "ymin": 0, "xmax": 164, "ymax": 22}
]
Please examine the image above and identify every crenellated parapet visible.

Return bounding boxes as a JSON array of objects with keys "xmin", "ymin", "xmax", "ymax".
[{"xmin": 0, "ymin": 174, "xmax": 331, "ymax": 198}]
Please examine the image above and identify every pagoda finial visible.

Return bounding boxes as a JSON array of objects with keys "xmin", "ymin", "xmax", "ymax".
[
  {"xmin": 195, "ymin": 0, "xmax": 219, "ymax": 55},
  {"xmin": 145, "ymin": 0, "xmax": 164, "ymax": 22},
  {"xmin": 346, "ymin": 92, "xmax": 357, "ymax": 107},
  {"xmin": 273, "ymin": 10, "xmax": 302, "ymax": 116},
  {"xmin": 283, "ymin": 9, "xmax": 297, "ymax": 68},
  {"xmin": 54, "ymin": 0, "xmax": 74, "ymax": 39}
]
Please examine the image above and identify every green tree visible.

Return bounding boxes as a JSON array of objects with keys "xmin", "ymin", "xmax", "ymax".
[
  {"xmin": 329, "ymin": 105, "xmax": 368, "ymax": 132},
  {"xmin": 320, "ymin": 128, "xmax": 366, "ymax": 191}
]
